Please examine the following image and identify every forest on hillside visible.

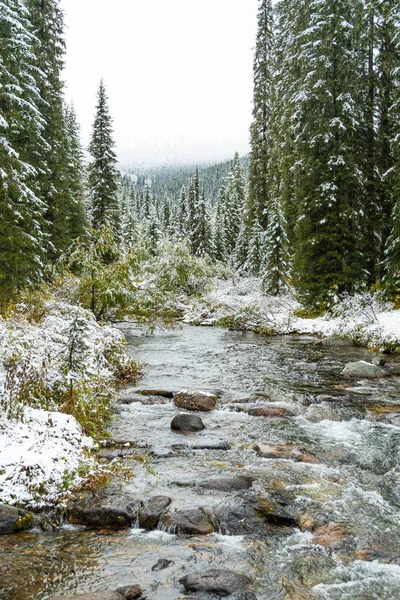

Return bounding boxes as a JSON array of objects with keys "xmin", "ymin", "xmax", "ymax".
[{"xmin": 1, "ymin": 0, "xmax": 400, "ymax": 311}]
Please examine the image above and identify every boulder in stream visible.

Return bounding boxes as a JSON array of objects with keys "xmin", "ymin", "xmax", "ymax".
[
  {"xmin": 138, "ymin": 496, "xmax": 171, "ymax": 529},
  {"xmin": 174, "ymin": 390, "xmax": 218, "ymax": 412},
  {"xmin": 171, "ymin": 414, "xmax": 205, "ymax": 432},
  {"xmin": 68, "ymin": 488, "xmax": 141, "ymax": 529},
  {"xmin": 0, "ymin": 504, "xmax": 34, "ymax": 535},
  {"xmin": 199, "ymin": 475, "xmax": 254, "ymax": 492},
  {"xmin": 115, "ymin": 586, "xmax": 143, "ymax": 599},
  {"xmin": 248, "ymin": 406, "xmax": 294, "ymax": 418},
  {"xmin": 180, "ymin": 569, "xmax": 253, "ymax": 596},
  {"xmin": 253, "ymin": 443, "xmax": 319, "ymax": 464},
  {"xmin": 151, "ymin": 558, "xmax": 174, "ymax": 571},
  {"xmin": 341, "ymin": 361, "xmax": 389, "ymax": 379},
  {"xmin": 160, "ymin": 508, "xmax": 215, "ymax": 535}
]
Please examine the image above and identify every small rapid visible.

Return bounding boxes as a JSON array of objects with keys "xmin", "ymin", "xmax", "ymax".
[{"xmin": 2, "ymin": 325, "xmax": 400, "ymax": 599}]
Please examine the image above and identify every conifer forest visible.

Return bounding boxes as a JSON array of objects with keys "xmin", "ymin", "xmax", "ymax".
[{"xmin": 1, "ymin": 1, "xmax": 400, "ymax": 599}]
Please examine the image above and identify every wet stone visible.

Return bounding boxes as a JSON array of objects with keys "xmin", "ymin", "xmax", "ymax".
[
  {"xmin": 0, "ymin": 504, "xmax": 34, "ymax": 535},
  {"xmin": 151, "ymin": 558, "xmax": 174, "ymax": 571},
  {"xmin": 180, "ymin": 569, "xmax": 253, "ymax": 597},
  {"xmin": 137, "ymin": 389, "xmax": 174, "ymax": 398},
  {"xmin": 115, "ymin": 586, "xmax": 143, "ymax": 599},
  {"xmin": 171, "ymin": 414, "xmax": 205, "ymax": 432},
  {"xmin": 138, "ymin": 496, "xmax": 171, "ymax": 530},
  {"xmin": 199, "ymin": 475, "xmax": 254, "ymax": 492},
  {"xmin": 341, "ymin": 361, "xmax": 389, "ymax": 379},
  {"xmin": 68, "ymin": 488, "xmax": 141, "ymax": 530},
  {"xmin": 160, "ymin": 508, "xmax": 215, "ymax": 535},
  {"xmin": 214, "ymin": 501, "xmax": 270, "ymax": 536},
  {"xmin": 312, "ymin": 523, "xmax": 348, "ymax": 547},
  {"xmin": 253, "ymin": 443, "xmax": 319, "ymax": 464},
  {"xmin": 174, "ymin": 390, "xmax": 218, "ymax": 412},
  {"xmin": 248, "ymin": 406, "xmax": 295, "ymax": 418}
]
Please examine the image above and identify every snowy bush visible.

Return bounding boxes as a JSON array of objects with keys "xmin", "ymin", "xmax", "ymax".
[{"xmin": 0, "ymin": 299, "xmax": 141, "ymax": 436}]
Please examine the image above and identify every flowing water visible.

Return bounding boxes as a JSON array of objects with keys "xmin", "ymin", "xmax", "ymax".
[{"xmin": 2, "ymin": 325, "xmax": 400, "ymax": 599}]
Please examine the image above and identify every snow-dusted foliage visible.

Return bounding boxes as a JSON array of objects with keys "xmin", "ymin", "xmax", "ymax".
[
  {"xmin": 0, "ymin": 407, "xmax": 95, "ymax": 507},
  {"xmin": 0, "ymin": 299, "xmax": 139, "ymax": 432},
  {"xmin": 184, "ymin": 278, "xmax": 400, "ymax": 352}
]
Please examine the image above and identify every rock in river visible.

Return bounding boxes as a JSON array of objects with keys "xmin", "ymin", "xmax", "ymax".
[
  {"xmin": 69, "ymin": 488, "xmax": 140, "ymax": 529},
  {"xmin": 174, "ymin": 390, "xmax": 218, "ymax": 412},
  {"xmin": 0, "ymin": 504, "xmax": 34, "ymax": 535},
  {"xmin": 180, "ymin": 569, "xmax": 253, "ymax": 596},
  {"xmin": 160, "ymin": 508, "xmax": 215, "ymax": 535},
  {"xmin": 341, "ymin": 361, "xmax": 389, "ymax": 379},
  {"xmin": 199, "ymin": 475, "xmax": 254, "ymax": 492},
  {"xmin": 171, "ymin": 413, "xmax": 205, "ymax": 432},
  {"xmin": 138, "ymin": 495, "xmax": 171, "ymax": 530},
  {"xmin": 248, "ymin": 406, "xmax": 294, "ymax": 418}
]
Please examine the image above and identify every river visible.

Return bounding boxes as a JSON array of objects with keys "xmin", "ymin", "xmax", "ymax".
[{"xmin": 1, "ymin": 325, "xmax": 400, "ymax": 599}]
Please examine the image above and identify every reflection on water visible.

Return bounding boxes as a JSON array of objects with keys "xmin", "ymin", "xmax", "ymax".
[{"xmin": 2, "ymin": 325, "xmax": 400, "ymax": 599}]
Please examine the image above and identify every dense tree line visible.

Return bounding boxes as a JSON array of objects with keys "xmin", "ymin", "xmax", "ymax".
[
  {"xmin": 0, "ymin": 0, "xmax": 119, "ymax": 301},
  {"xmin": 2, "ymin": 0, "xmax": 400, "ymax": 309}
]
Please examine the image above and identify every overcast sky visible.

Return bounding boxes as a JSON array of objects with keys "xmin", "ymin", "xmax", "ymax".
[{"xmin": 61, "ymin": 0, "xmax": 258, "ymax": 165}]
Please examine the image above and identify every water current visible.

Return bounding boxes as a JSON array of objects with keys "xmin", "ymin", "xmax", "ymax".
[{"xmin": 2, "ymin": 325, "xmax": 400, "ymax": 599}]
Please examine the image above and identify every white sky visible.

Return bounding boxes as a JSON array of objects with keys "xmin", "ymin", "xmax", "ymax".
[{"xmin": 61, "ymin": 0, "xmax": 258, "ymax": 165}]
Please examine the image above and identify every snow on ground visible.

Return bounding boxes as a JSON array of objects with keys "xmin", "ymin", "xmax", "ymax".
[
  {"xmin": 0, "ymin": 408, "xmax": 94, "ymax": 507},
  {"xmin": 0, "ymin": 299, "xmax": 137, "ymax": 508},
  {"xmin": 184, "ymin": 277, "xmax": 400, "ymax": 351}
]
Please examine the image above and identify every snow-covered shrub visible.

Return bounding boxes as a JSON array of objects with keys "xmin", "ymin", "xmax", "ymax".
[
  {"xmin": 148, "ymin": 237, "xmax": 218, "ymax": 296},
  {"xmin": 330, "ymin": 291, "xmax": 391, "ymax": 324},
  {"xmin": 0, "ymin": 300, "xmax": 141, "ymax": 436}
]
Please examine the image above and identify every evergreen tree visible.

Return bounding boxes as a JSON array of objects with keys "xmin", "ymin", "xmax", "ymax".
[
  {"xmin": 0, "ymin": 0, "xmax": 48, "ymax": 296},
  {"xmin": 246, "ymin": 218, "xmax": 264, "ymax": 275},
  {"xmin": 27, "ymin": 0, "xmax": 75, "ymax": 255},
  {"xmin": 192, "ymin": 189, "xmax": 212, "ymax": 257},
  {"xmin": 177, "ymin": 186, "xmax": 188, "ymax": 237},
  {"xmin": 291, "ymin": 0, "xmax": 365, "ymax": 305},
  {"xmin": 224, "ymin": 153, "xmax": 245, "ymax": 258},
  {"xmin": 262, "ymin": 198, "xmax": 291, "ymax": 295},
  {"xmin": 64, "ymin": 103, "xmax": 87, "ymax": 240},
  {"xmin": 88, "ymin": 80, "xmax": 119, "ymax": 230},
  {"xmin": 374, "ymin": 0, "xmax": 400, "ymax": 278},
  {"xmin": 248, "ymin": 0, "xmax": 274, "ymax": 230},
  {"xmin": 214, "ymin": 188, "xmax": 227, "ymax": 262}
]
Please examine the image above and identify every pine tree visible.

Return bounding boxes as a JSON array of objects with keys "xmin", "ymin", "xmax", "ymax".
[
  {"xmin": 374, "ymin": 0, "xmax": 400, "ymax": 279},
  {"xmin": 177, "ymin": 186, "xmax": 188, "ymax": 237},
  {"xmin": 88, "ymin": 80, "xmax": 119, "ymax": 230},
  {"xmin": 224, "ymin": 153, "xmax": 245, "ymax": 259},
  {"xmin": 192, "ymin": 188, "xmax": 212, "ymax": 257},
  {"xmin": 64, "ymin": 103, "xmax": 87, "ymax": 240},
  {"xmin": 27, "ymin": 0, "xmax": 74, "ymax": 255},
  {"xmin": 262, "ymin": 198, "xmax": 291, "ymax": 295},
  {"xmin": 246, "ymin": 218, "xmax": 265, "ymax": 275},
  {"xmin": 214, "ymin": 187, "xmax": 227, "ymax": 262},
  {"xmin": 291, "ymin": 0, "xmax": 365, "ymax": 305},
  {"xmin": 383, "ymin": 1, "xmax": 400, "ymax": 292},
  {"xmin": 0, "ymin": 0, "xmax": 48, "ymax": 296},
  {"xmin": 248, "ymin": 0, "xmax": 274, "ymax": 230}
]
